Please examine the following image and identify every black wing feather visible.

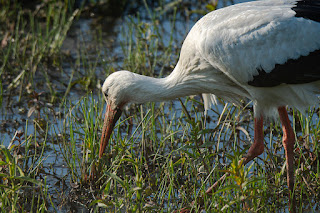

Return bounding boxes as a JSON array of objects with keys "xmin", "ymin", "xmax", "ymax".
[
  {"xmin": 248, "ymin": 1, "xmax": 320, "ymax": 87},
  {"xmin": 248, "ymin": 50, "xmax": 320, "ymax": 87},
  {"xmin": 293, "ymin": 0, "xmax": 320, "ymax": 22}
]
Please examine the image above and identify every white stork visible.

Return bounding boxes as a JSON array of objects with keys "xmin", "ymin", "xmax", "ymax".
[{"xmin": 98, "ymin": 0, "xmax": 320, "ymax": 212}]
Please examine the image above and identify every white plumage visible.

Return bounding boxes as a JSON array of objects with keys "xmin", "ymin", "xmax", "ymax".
[
  {"xmin": 103, "ymin": 0, "xmax": 320, "ymax": 118},
  {"xmin": 99, "ymin": 1, "xmax": 320, "ymax": 212},
  {"xmin": 188, "ymin": 0, "xmax": 320, "ymax": 117}
]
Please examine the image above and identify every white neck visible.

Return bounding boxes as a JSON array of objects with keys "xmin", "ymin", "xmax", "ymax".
[{"xmin": 130, "ymin": 65, "xmax": 203, "ymax": 104}]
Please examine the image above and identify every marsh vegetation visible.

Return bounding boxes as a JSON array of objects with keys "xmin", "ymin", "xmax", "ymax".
[{"xmin": 0, "ymin": 0, "xmax": 319, "ymax": 212}]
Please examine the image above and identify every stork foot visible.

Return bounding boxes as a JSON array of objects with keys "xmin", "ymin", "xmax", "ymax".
[{"xmin": 206, "ymin": 117, "xmax": 264, "ymax": 194}]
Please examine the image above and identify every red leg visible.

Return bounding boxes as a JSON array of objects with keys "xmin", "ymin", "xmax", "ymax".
[
  {"xmin": 278, "ymin": 106, "xmax": 296, "ymax": 213},
  {"xmin": 242, "ymin": 116, "xmax": 264, "ymax": 164},
  {"xmin": 206, "ymin": 116, "xmax": 264, "ymax": 194}
]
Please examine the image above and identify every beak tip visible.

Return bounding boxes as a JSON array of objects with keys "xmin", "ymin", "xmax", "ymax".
[{"xmin": 98, "ymin": 105, "xmax": 122, "ymax": 159}]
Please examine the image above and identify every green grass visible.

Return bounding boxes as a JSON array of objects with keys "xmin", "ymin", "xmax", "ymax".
[
  {"xmin": 1, "ymin": 0, "xmax": 320, "ymax": 212},
  {"xmin": 0, "ymin": 121, "xmax": 54, "ymax": 212}
]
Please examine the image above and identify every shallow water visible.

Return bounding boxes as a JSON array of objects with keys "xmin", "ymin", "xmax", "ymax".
[{"xmin": 3, "ymin": 0, "xmax": 319, "ymax": 211}]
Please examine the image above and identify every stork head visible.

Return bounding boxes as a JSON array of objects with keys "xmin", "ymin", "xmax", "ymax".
[{"xmin": 99, "ymin": 71, "xmax": 135, "ymax": 158}]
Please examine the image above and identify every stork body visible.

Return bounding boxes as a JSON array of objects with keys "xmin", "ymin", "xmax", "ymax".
[{"xmin": 99, "ymin": 0, "xmax": 320, "ymax": 212}]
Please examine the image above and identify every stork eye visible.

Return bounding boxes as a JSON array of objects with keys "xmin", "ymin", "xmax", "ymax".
[{"xmin": 103, "ymin": 89, "xmax": 108, "ymax": 99}]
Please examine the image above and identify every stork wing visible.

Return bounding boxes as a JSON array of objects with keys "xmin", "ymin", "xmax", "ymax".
[{"xmin": 192, "ymin": 0, "xmax": 320, "ymax": 87}]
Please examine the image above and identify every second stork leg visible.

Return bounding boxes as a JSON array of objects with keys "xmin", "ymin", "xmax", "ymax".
[
  {"xmin": 278, "ymin": 106, "xmax": 296, "ymax": 213},
  {"xmin": 206, "ymin": 116, "xmax": 264, "ymax": 194}
]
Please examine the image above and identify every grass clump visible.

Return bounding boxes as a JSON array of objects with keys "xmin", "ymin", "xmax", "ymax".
[
  {"xmin": 1, "ymin": 0, "xmax": 320, "ymax": 212},
  {"xmin": 0, "ymin": 123, "xmax": 54, "ymax": 212},
  {"xmin": 1, "ymin": 1, "xmax": 79, "ymax": 103}
]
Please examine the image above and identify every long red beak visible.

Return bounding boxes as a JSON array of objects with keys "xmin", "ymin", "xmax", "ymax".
[{"xmin": 99, "ymin": 104, "xmax": 122, "ymax": 158}]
